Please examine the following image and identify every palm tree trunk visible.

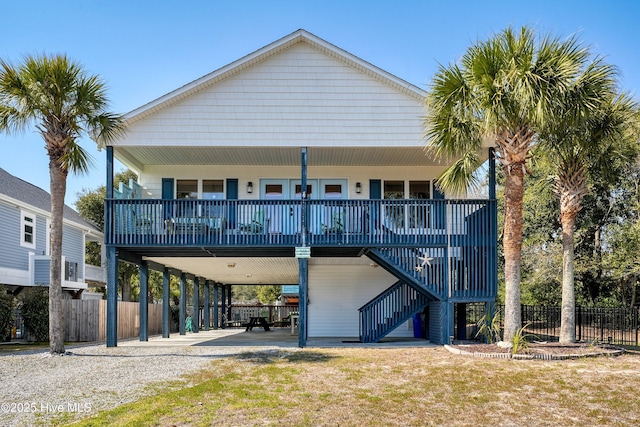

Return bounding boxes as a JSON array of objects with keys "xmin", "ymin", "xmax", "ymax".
[
  {"xmin": 49, "ymin": 159, "xmax": 67, "ymax": 354},
  {"xmin": 502, "ymin": 165, "xmax": 524, "ymax": 341},
  {"xmin": 560, "ymin": 211, "xmax": 577, "ymax": 343},
  {"xmin": 122, "ymin": 270, "xmax": 131, "ymax": 302}
]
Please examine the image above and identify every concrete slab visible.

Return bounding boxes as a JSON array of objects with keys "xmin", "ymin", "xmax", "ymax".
[{"xmin": 117, "ymin": 327, "xmax": 437, "ymax": 349}]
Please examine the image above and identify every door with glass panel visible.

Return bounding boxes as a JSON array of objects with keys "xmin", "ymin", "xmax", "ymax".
[
  {"xmin": 408, "ymin": 181, "xmax": 431, "ymax": 233},
  {"xmin": 202, "ymin": 179, "xmax": 225, "ymax": 232},
  {"xmin": 383, "ymin": 180, "xmax": 431, "ymax": 234},
  {"xmin": 319, "ymin": 179, "xmax": 347, "ymax": 235},
  {"xmin": 258, "ymin": 179, "xmax": 289, "ymax": 234},
  {"xmin": 176, "ymin": 179, "xmax": 198, "ymax": 219},
  {"xmin": 289, "ymin": 180, "xmax": 317, "ymax": 234}
]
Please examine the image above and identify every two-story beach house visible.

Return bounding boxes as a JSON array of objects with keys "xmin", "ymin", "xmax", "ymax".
[
  {"xmin": 0, "ymin": 168, "xmax": 105, "ymax": 297},
  {"xmin": 104, "ymin": 29, "xmax": 497, "ymax": 347}
]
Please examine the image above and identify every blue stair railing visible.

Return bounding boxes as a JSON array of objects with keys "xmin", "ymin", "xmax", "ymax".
[{"xmin": 359, "ymin": 280, "xmax": 430, "ymax": 343}]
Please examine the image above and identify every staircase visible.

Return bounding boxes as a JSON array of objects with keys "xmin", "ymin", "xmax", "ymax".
[
  {"xmin": 358, "ymin": 246, "xmax": 449, "ymax": 343},
  {"xmin": 358, "ymin": 280, "xmax": 430, "ymax": 343},
  {"xmin": 366, "ymin": 247, "xmax": 447, "ymax": 300}
]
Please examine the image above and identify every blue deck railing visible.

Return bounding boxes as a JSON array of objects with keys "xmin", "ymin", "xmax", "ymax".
[{"xmin": 105, "ymin": 198, "xmax": 496, "ymax": 249}]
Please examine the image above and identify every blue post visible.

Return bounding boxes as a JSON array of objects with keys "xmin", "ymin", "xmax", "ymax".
[
  {"xmin": 106, "ymin": 146, "xmax": 114, "ymax": 198},
  {"xmin": 220, "ymin": 285, "xmax": 226, "ymax": 327},
  {"xmin": 162, "ymin": 267, "xmax": 170, "ymax": 338},
  {"xmin": 298, "ymin": 258, "xmax": 308, "ymax": 348},
  {"xmin": 179, "ymin": 273, "xmax": 186, "ymax": 335},
  {"xmin": 227, "ymin": 284, "xmax": 232, "ymax": 321},
  {"xmin": 213, "ymin": 283, "xmax": 219, "ymax": 329},
  {"xmin": 106, "ymin": 246, "xmax": 118, "ymax": 347},
  {"xmin": 105, "ymin": 146, "xmax": 114, "ymax": 245},
  {"xmin": 105, "ymin": 147, "xmax": 117, "ymax": 348},
  {"xmin": 193, "ymin": 277, "xmax": 200, "ymax": 333},
  {"xmin": 301, "ymin": 147, "xmax": 308, "ymax": 246},
  {"xmin": 203, "ymin": 280, "xmax": 210, "ymax": 331},
  {"xmin": 139, "ymin": 261, "xmax": 148, "ymax": 341}
]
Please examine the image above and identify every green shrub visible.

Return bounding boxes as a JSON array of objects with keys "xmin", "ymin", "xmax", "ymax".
[
  {"xmin": 0, "ymin": 292, "xmax": 14, "ymax": 342},
  {"xmin": 475, "ymin": 308, "xmax": 502, "ymax": 344},
  {"xmin": 512, "ymin": 322, "xmax": 537, "ymax": 355},
  {"xmin": 21, "ymin": 287, "xmax": 49, "ymax": 342}
]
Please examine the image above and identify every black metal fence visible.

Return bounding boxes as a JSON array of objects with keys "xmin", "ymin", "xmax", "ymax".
[{"xmin": 490, "ymin": 304, "xmax": 639, "ymax": 346}]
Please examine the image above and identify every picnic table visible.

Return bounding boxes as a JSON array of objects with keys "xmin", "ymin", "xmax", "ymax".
[{"xmin": 245, "ymin": 316, "xmax": 271, "ymax": 331}]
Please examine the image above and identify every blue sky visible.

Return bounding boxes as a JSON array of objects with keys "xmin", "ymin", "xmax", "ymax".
[{"xmin": 1, "ymin": 0, "xmax": 639, "ymax": 206}]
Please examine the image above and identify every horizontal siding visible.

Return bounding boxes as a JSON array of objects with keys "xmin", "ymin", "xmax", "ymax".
[
  {"xmin": 0, "ymin": 203, "xmax": 36, "ymax": 271},
  {"xmin": 308, "ymin": 263, "xmax": 412, "ymax": 338},
  {"xmin": 139, "ymin": 165, "xmax": 448, "ymax": 200},
  {"xmin": 0, "ymin": 201, "xmax": 86, "ymax": 282},
  {"xmin": 123, "ymin": 44, "xmax": 425, "ymax": 148},
  {"xmin": 0, "ymin": 203, "xmax": 24, "ymax": 270}
]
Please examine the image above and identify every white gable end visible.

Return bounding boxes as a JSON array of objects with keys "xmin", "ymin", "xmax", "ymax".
[{"xmin": 122, "ymin": 42, "xmax": 426, "ymax": 148}]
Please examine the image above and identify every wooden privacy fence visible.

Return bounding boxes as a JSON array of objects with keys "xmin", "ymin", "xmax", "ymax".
[{"xmin": 63, "ymin": 300, "xmax": 163, "ymax": 342}]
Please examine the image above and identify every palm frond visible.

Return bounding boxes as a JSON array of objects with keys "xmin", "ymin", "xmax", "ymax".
[
  {"xmin": 435, "ymin": 151, "xmax": 483, "ymax": 196},
  {"xmin": 58, "ymin": 139, "xmax": 95, "ymax": 175}
]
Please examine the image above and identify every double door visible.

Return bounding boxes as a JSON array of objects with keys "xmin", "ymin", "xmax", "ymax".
[{"xmin": 259, "ymin": 179, "xmax": 347, "ymax": 234}]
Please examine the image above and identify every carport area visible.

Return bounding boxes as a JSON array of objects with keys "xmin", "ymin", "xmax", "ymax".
[{"xmin": 117, "ymin": 327, "xmax": 434, "ymax": 349}]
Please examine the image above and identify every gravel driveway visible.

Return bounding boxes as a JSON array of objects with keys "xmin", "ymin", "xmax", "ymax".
[{"xmin": 0, "ymin": 330, "xmax": 285, "ymax": 426}]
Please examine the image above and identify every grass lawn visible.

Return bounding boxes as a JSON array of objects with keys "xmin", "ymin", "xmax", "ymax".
[
  {"xmin": 0, "ymin": 342, "xmax": 50, "ymax": 354},
  {"xmin": 67, "ymin": 346, "xmax": 639, "ymax": 426}
]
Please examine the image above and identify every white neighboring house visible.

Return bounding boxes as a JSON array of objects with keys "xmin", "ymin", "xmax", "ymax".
[{"xmin": 0, "ymin": 168, "xmax": 105, "ymax": 298}]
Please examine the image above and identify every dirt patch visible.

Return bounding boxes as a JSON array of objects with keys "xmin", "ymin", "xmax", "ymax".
[{"xmin": 447, "ymin": 341, "xmax": 624, "ymax": 360}]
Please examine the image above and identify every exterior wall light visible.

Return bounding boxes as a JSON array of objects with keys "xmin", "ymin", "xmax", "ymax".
[
  {"xmin": 355, "ymin": 182, "xmax": 362, "ymax": 194},
  {"xmin": 247, "ymin": 182, "xmax": 253, "ymax": 194}
]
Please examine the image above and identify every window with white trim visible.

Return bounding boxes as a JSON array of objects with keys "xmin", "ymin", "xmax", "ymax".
[{"xmin": 20, "ymin": 211, "xmax": 36, "ymax": 249}]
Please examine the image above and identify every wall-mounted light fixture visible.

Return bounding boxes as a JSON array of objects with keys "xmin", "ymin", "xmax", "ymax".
[
  {"xmin": 246, "ymin": 182, "xmax": 253, "ymax": 194},
  {"xmin": 355, "ymin": 182, "xmax": 362, "ymax": 194}
]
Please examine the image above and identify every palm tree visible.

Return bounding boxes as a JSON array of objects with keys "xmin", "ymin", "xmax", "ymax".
[
  {"xmin": 0, "ymin": 54, "xmax": 124, "ymax": 354},
  {"xmin": 541, "ymin": 66, "xmax": 637, "ymax": 342},
  {"xmin": 425, "ymin": 26, "xmax": 591, "ymax": 340}
]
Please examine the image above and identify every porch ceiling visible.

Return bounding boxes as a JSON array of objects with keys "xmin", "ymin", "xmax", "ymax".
[
  {"xmin": 144, "ymin": 255, "xmax": 376, "ymax": 285},
  {"xmin": 114, "ymin": 146, "xmax": 446, "ymax": 169}
]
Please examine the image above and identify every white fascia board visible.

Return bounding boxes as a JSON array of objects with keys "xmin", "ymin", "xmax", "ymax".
[
  {"xmin": 62, "ymin": 281, "xmax": 88, "ymax": 291},
  {"xmin": 0, "ymin": 266, "xmax": 29, "ymax": 286}
]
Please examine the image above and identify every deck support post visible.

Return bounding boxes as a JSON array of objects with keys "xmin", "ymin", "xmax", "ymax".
[
  {"xmin": 193, "ymin": 277, "xmax": 200, "ymax": 333},
  {"xmin": 179, "ymin": 273, "xmax": 186, "ymax": 335},
  {"xmin": 300, "ymin": 147, "xmax": 308, "ymax": 246},
  {"xmin": 162, "ymin": 267, "xmax": 170, "ymax": 338},
  {"xmin": 105, "ymin": 146, "xmax": 117, "ymax": 348},
  {"xmin": 106, "ymin": 245, "xmax": 118, "ymax": 347},
  {"xmin": 429, "ymin": 300, "xmax": 454, "ymax": 345},
  {"xmin": 213, "ymin": 283, "xmax": 219, "ymax": 329},
  {"xmin": 139, "ymin": 261, "xmax": 149, "ymax": 341},
  {"xmin": 226, "ymin": 284, "xmax": 232, "ymax": 322},
  {"xmin": 220, "ymin": 285, "xmax": 227, "ymax": 326},
  {"xmin": 203, "ymin": 280, "xmax": 210, "ymax": 331},
  {"xmin": 298, "ymin": 258, "xmax": 308, "ymax": 348}
]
